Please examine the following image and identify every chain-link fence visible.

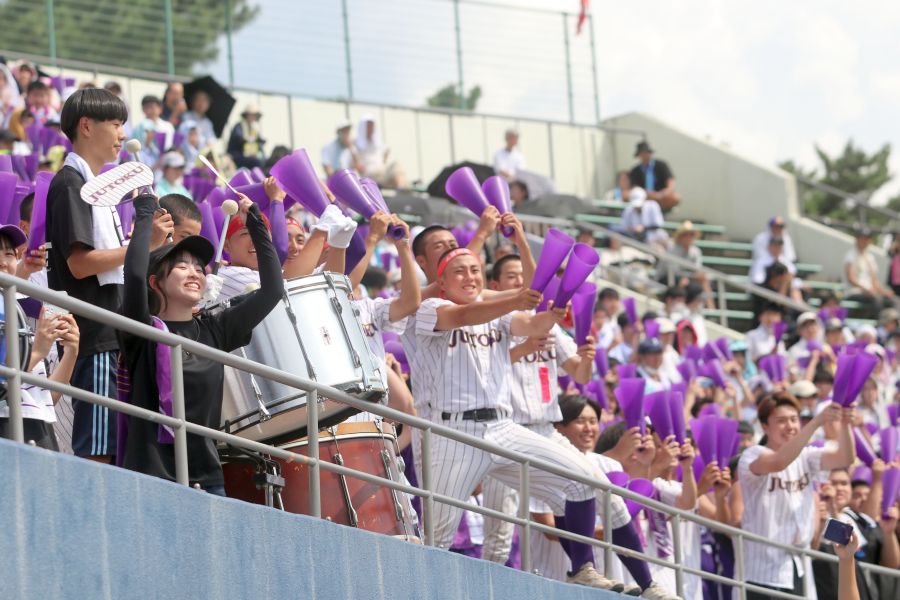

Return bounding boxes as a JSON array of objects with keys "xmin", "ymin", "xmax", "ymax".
[{"xmin": 0, "ymin": 0, "xmax": 601, "ymax": 124}]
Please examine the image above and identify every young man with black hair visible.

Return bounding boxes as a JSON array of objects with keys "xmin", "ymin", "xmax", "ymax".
[
  {"xmin": 46, "ymin": 88, "xmax": 173, "ymax": 462},
  {"xmin": 159, "ymin": 194, "xmax": 202, "ymax": 242}
]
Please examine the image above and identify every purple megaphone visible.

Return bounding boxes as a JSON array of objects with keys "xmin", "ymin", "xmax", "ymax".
[
  {"xmin": 606, "ymin": 471, "xmax": 629, "ymax": 488},
  {"xmin": 616, "ymin": 377, "xmax": 646, "ymax": 434},
  {"xmin": 677, "ymin": 359, "xmax": 697, "ymax": 383},
  {"xmin": 716, "ymin": 417, "xmax": 739, "ymax": 468},
  {"xmin": 625, "ymin": 479, "xmax": 656, "ymax": 518},
  {"xmin": 715, "ymin": 337, "xmax": 734, "ymax": 361},
  {"xmin": 535, "ymin": 275, "xmax": 561, "ymax": 313},
  {"xmin": 668, "ymin": 391, "xmax": 686, "ymax": 444},
  {"xmin": 384, "ymin": 340, "xmax": 409, "ymax": 374},
  {"xmin": 0, "ymin": 154, "xmax": 11, "ymax": 173},
  {"xmin": 531, "ymin": 228, "xmax": 575, "ymax": 293},
  {"xmin": 701, "ymin": 359, "xmax": 728, "ymax": 388},
  {"xmin": 117, "ymin": 201, "xmax": 134, "ymax": 240},
  {"xmin": 190, "ymin": 175, "xmax": 216, "ymax": 203},
  {"xmin": 445, "ymin": 166, "xmax": 490, "ymax": 217},
  {"xmin": 251, "ymin": 166, "xmax": 266, "ymax": 183},
  {"xmin": 644, "ymin": 319, "xmax": 660, "ymax": 340},
  {"xmin": 482, "ymin": 175, "xmax": 514, "ymax": 237},
  {"xmin": 360, "ymin": 178, "xmax": 390, "ymax": 213},
  {"xmin": 773, "ymin": 321, "xmax": 787, "ymax": 342},
  {"xmin": 229, "ymin": 168, "xmax": 254, "ymax": 188},
  {"xmin": 328, "ymin": 170, "xmax": 403, "ymax": 239},
  {"xmin": 553, "ymin": 243, "xmax": 599, "ymax": 308},
  {"xmin": 623, "ymin": 297, "xmax": 638, "ymax": 325},
  {"xmin": 854, "ymin": 428, "xmax": 876, "ymax": 467},
  {"xmin": 344, "ymin": 229, "xmax": 367, "ymax": 275},
  {"xmin": 0, "ymin": 173, "xmax": 18, "ymax": 225},
  {"xmin": 594, "ymin": 346, "xmax": 609, "ymax": 377},
  {"xmin": 271, "ymin": 148, "xmax": 331, "ymax": 216},
  {"xmin": 852, "ymin": 465, "xmax": 873, "ymax": 486},
  {"xmin": 586, "ymin": 379, "xmax": 607, "ymax": 410},
  {"xmin": 154, "ymin": 131, "xmax": 168, "ymax": 152},
  {"xmin": 234, "ymin": 182, "xmax": 271, "ymax": 213},
  {"xmin": 833, "ymin": 352, "xmax": 879, "ymax": 406},
  {"xmin": 881, "ymin": 467, "xmax": 900, "ymax": 519},
  {"xmin": 888, "ymin": 405, "xmax": 900, "ymax": 427},
  {"xmin": 644, "ymin": 391, "xmax": 674, "ymax": 441},
  {"xmin": 196, "ymin": 200, "xmax": 219, "ymax": 251},
  {"xmin": 27, "ymin": 172, "xmax": 51, "ymax": 250},
  {"xmin": 881, "ymin": 426, "xmax": 899, "ymax": 464},
  {"xmin": 699, "ymin": 403, "xmax": 721, "ymax": 418},
  {"xmin": 759, "ymin": 354, "xmax": 786, "ymax": 384},
  {"xmin": 207, "ymin": 186, "xmax": 226, "ymax": 209},
  {"xmin": 690, "ymin": 415, "xmax": 718, "ymax": 467},
  {"xmin": 617, "ymin": 363, "xmax": 637, "ymax": 379},
  {"xmin": 572, "ymin": 281, "xmax": 597, "ymax": 346},
  {"xmin": 683, "ymin": 344, "xmax": 703, "ymax": 362},
  {"xmin": 702, "ymin": 342, "xmax": 725, "ymax": 363}
]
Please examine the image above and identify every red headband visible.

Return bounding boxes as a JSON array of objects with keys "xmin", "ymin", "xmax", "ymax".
[
  {"xmin": 285, "ymin": 217, "xmax": 304, "ymax": 231},
  {"xmin": 436, "ymin": 248, "xmax": 473, "ymax": 279}
]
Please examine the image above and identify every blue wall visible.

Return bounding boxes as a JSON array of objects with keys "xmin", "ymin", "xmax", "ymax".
[{"xmin": 0, "ymin": 439, "xmax": 619, "ymax": 600}]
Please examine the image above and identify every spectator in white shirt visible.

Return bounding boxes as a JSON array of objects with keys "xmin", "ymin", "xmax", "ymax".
[
  {"xmin": 843, "ymin": 227, "xmax": 895, "ymax": 316},
  {"xmin": 751, "ymin": 216, "xmax": 796, "ymax": 265},
  {"xmin": 354, "ymin": 114, "xmax": 407, "ymax": 189},
  {"xmin": 745, "ymin": 302, "xmax": 785, "ymax": 363},
  {"xmin": 750, "ymin": 237, "xmax": 796, "ymax": 284},
  {"xmin": 321, "ymin": 120, "xmax": 358, "ymax": 177},
  {"xmin": 493, "ymin": 128, "xmax": 526, "ymax": 180},
  {"xmin": 619, "ymin": 188, "xmax": 668, "ymax": 250}
]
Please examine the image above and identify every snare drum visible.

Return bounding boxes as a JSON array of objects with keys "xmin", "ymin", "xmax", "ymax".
[
  {"xmin": 221, "ymin": 422, "xmax": 418, "ymax": 539},
  {"xmin": 219, "ymin": 272, "xmax": 385, "ymax": 444},
  {"xmin": 0, "ymin": 300, "xmax": 32, "ymax": 398}
]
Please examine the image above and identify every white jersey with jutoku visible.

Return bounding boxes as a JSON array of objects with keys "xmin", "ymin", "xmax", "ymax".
[
  {"xmin": 353, "ymin": 296, "xmax": 407, "ymax": 389},
  {"xmin": 508, "ymin": 323, "xmax": 577, "ymax": 425},
  {"xmin": 737, "ymin": 444, "xmax": 827, "ymax": 589},
  {"xmin": 414, "ymin": 297, "xmax": 514, "ymax": 415}
]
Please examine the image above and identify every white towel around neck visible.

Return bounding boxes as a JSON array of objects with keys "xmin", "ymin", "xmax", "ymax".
[{"xmin": 64, "ymin": 153, "xmax": 124, "ymax": 286}]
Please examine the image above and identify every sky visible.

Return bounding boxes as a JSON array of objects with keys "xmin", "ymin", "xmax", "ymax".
[{"xmin": 210, "ymin": 0, "xmax": 900, "ymax": 203}]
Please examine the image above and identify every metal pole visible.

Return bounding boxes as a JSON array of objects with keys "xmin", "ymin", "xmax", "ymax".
[
  {"xmin": 224, "ymin": 0, "xmax": 235, "ymax": 88},
  {"xmin": 671, "ymin": 513, "xmax": 685, "ymax": 598},
  {"xmin": 307, "ymin": 388, "xmax": 321, "ymax": 518},
  {"xmin": 452, "ymin": 0, "xmax": 465, "ymax": 110},
  {"xmin": 340, "ymin": 0, "xmax": 354, "ymax": 101},
  {"xmin": 163, "ymin": 0, "xmax": 175, "ymax": 75},
  {"xmin": 448, "ymin": 115, "xmax": 456, "ymax": 164},
  {"xmin": 588, "ymin": 14, "xmax": 600, "ymax": 123},
  {"xmin": 547, "ymin": 122, "xmax": 556, "ymax": 180},
  {"xmin": 717, "ymin": 278, "xmax": 728, "ymax": 328},
  {"xmin": 562, "ymin": 13, "xmax": 575, "ymax": 124},
  {"xmin": 735, "ymin": 533, "xmax": 747, "ymax": 600},
  {"xmin": 170, "ymin": 344, "xmax": 189, "ymax": 486},
  {"xmin": 422, "ymin": 427, "xmax": 435, "ymax": 546},
  {"xmin": 519, "ymin": 462, "xmax": 532, "ymax": 573},
  {"xmin": 286, "ymin": 94, "xmax": 296, "ymax": 149},
  {"xmin": 602, "ymin": 488, "xmax": 613, "ymax": 577},
  {"xmin": 46, "ymin": 0, "xmax": 57, "ymax": 63},
  {"xmin": 4, "ymin": 285, "xmax": 23, "ymax": 443}
]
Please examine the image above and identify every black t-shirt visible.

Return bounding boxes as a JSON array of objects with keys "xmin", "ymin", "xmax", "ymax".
[
  {"xmin": 121, "ymin": 196, "xmax": 282, "ymax": 487},
  {"xmin": 46, "ymin": 165, "xmax": 122, "ymax": 357},
  {"xmin": 629, "ymin": 159, "xmax": 674, "ymax": 192}
]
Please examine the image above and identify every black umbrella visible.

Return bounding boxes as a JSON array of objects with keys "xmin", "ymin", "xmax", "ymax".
[
  {"xmin": 183, "ymin": 75, "xmax": 236, "ymax": 138},
  {"xmin": 426, "ymin": 161, "xmax": 496, "ymax": 202}
]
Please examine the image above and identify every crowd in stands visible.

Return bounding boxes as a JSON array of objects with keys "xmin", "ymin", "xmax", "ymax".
[{"xmin": 1, "ymin": 58, "xmax": 900, "ymax": 600}]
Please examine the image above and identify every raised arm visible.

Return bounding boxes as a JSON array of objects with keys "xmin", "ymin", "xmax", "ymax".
[
  {"xmin": 432, "ymin": 288, "xmax": 540, "ymax": 331},
  {"xmin": 467, "ymin": 206, "xmax": 501, "ymax": 257},
  {"xmin": 504, "ymin": 213, "xmax": 535, "ymax": 287},
  {"xmin": 349, "ymin": 211, "xmax": 390, "ymax": 289},
  {"xmin": 122, "ymin": 194, "xmax": 162, "ymax": 324},
  {"xmin": 562, "ymin": 336, "xmax": 595, "ymax": 385},
  {"xmin": 821, "ymin": 406, "xmax": 856, "ymax": 470},
  {"xmin": 264, "ymin": 178, "xmax": 288, "ymax": 265},
  {"xmin": 387, "ymin": 218, "xmax": 420, "ymax": 321},
  {"xmin": 750, "ymin": 403, "xmax": 841, "ymax": 475},
  {"xmin": 510, "ymin": 303, "xmax": 567, "ymax": 338}
]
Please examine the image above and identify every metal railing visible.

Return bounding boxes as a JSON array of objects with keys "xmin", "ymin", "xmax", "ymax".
[
  {"xmin": 515, "ymin": 213, "xmax": 814, "ymax": 331},
  {"xmin": 796, "ymin": 176, "xmax": 900, "ymax": 233},
  {"xmin": 2, "ymin": 271, "xmax": 897, "ymax": 600}
]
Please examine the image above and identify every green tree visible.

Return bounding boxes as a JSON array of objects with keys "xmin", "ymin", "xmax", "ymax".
[
  {"xmin": 779, "ymin": 140, "xmax": 893, "ymax": 226},
  {"xmin": 426, "ymin": 83, "xmax": 482, "ymax": 111},
  {"xmin": 0, "ymin": 0, "xmax": 258, "ymax": 76}
]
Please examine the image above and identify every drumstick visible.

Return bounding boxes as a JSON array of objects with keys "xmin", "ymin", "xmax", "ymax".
[
  {"xmin": 214, "ymin": 199, "xmax": 239, "ymax": 274},
  {"xmin": 198, "ymin": 154, "xmax": 242, "ymax": 197},
  {"xmin": 125, "ymin": 138, "xmax": 142, "ymax": 161}
]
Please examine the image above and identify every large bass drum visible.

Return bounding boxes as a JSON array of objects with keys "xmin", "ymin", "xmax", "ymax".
[
  {"xmin": 219, "ymin": 272, "xmax": 385, "ymax": 444},
  {"xmin": 0, "ymin": 299, "xmax": 32, "ymax": 403}
]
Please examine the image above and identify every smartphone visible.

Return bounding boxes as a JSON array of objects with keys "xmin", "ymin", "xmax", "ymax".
[
  {"xmin": 823, "ymin": 518, "xmax": 853, "ymax": 546},
  {"xmin": 43, "ymin": 291, "xmax": 70, "ymax": 319}
]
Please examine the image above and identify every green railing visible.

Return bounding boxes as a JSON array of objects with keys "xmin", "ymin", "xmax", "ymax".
[{"xmin": 0, "ymin": 0, "xmax": 602, "ymax": 125}]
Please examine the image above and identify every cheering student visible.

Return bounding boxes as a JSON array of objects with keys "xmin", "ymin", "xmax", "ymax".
[
  {"xmin": 737, "ymin": 392, "xmax": 855, "ymax": 599},
  {"xmin": 119, "ymin": 193, "xmax": 281, "ymax": 493},
  {"xmin": 46, "ymin": 88, "xmax": 173, "ymax": 463}
]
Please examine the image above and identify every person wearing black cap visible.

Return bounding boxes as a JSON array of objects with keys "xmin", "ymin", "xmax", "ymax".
[
  {"xmin": 628, "ymin": 141, "xmax": 679, "ymax": 211},
  {"xmin": 119, "ymin": 193, "xmax": 281, "ymax": 494}
]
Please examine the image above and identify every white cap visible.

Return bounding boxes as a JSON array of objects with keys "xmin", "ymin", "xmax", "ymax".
[
  {"xmin": 788, "ymin": 379, "xmax": 817, "ymax": 398},
  {"xmin": 629, "ymin": 187, "xmax": 647, "ymax": 208},
  {"xmin": 335, "ymin": 119, "xmax": 352, "ymax": 132},
  {"xmin": 162, "ymin": 152, "xmax": 186, "ymax": 169},
  {"xmin": 856, "ymin": 324, "xmax": 878, "ymax": 341},
  {"xmin": 865, "ymin": 343, "xmax": 886, "ymax": 359},
  {"xmin": 797, "ymin": 312, "xmax": 818, "ymax": 327},
  {"xmin": 657, "ymin": 317, "xmax": 675, "ymax": 335}
]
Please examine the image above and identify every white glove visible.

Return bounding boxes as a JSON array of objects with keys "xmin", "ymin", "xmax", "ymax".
[
  {"xmin": 202, "ymin": 274, "xmax": 224, "ymax": 304},
  {"xmin": 328, "ymin": 215, "xmax": 358, "ymax": 249},
  {"xmin": 312, "ymin": 204, "xmax": 345, "ymax": 234}
]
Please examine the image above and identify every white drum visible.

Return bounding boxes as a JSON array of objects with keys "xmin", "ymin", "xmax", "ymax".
[{"xmin": 219, "ymin": 272, "xmax": 385, "ymax": 443}]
